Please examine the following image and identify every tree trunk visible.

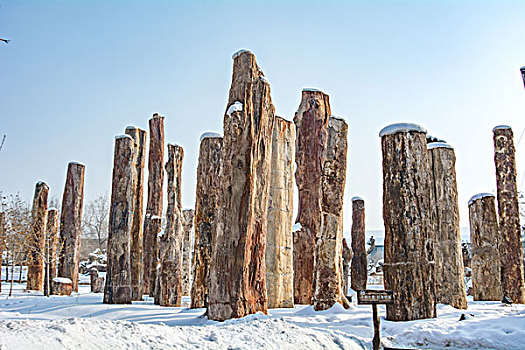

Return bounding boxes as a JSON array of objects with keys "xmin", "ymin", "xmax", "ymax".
[
  {"xmin": 493, "ymin": 126, "xmax": 525, "ymax": 303},
  {"xmin": 351, "ymin": 197, "xmax": 367, "ymax": 292},
  {"xmin": 380, "ymin": 123, "xmax": 436, "ymax": 321},
  {"xmin": 266, "ymin": 116, "xmax": 295, "ymax": 309},
  {"xmin": 182, "ymin": 209, "xmax": 194, "ymax": 297},
  {"xmin": 27, "ymin": 181, "xmax": 49, "ymax": 291},
  {"xmin": 208, "ymin": 50, "xmax": 274, "ymax": 321},
  {"xmin": 44, "ymin": 209, "xmax": 59, "ymax": 296},
  {"xmin": 104, "ymin": 135, "xmax": 136, "ymax": 304},
  {"xmin": 148, "ymin": 216, "xmax": 162, "ymax": 300}
]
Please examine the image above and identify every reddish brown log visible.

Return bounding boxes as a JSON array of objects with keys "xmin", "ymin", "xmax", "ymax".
[
  {"xmin": 148, "ymin": 216, "xmax": 162, "ymax": 300},
  {"xmin": 208, "ymin": 50, "xmax": 274, "ymax": 321},
  {"xmin": 182, "ymin": 209, "xmax": 194, "ymax": 296},
  {"xmin": 351, "ymin": 197, "xmax": 367, "ymax": 292},
  {"xmin": 44, "ymin": 208, "xmax": 59, "ymax": 295},
  {"xmin": 27, "ymin": 181, "xmax": 49, "ymax": 291}
]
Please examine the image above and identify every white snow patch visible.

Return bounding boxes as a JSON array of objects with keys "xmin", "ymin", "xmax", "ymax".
[
  {"xmin": 69, "ymin": 161, "xmax": 85, "ymax": 166},
  {"xmin": 259, "ymin": 75, "xmax": 268, "ymax": 83},
  {"xmin": 427, "ymin": 142, "xmax": 454, "ymax": 150},
  {"xmin": 52, "ymin": 277, "xmax": 72, "ymax": 284},
  {"xmin": 351, "ymin": 196, "xmax": 364, "ymax": 202},
  {"xmin": 330, "ymin": 115, "xmax": 345, "ymax": 121},
  {"xmin": 468, "ymin": 193, "xmax": 495, "ymax": 205},
  {"xmin": 199, "ymin": 132, "xmax": 222, "ymax": 142},
  {"xmin": 115, "ymin": 134, "xmax": 133, "ymax": 141},
  {"xmin": 232, "ymin": 49, "xmax": 252, "ymax": 59},
  {"xmin": 379, "ymin": 122, "xmax": 427, "ymax": 137},
  {"xmin": 292, "ymin": 223, "xmax": 302, "ymax": 232},
  {"xmin": 125, "ymin": 125, "xmax": 140, "ymax": 131},
  {"xmin": 47, "ymin": 207, "xmax": 58, "ymax": 212},
  {"xmin": 151, "ymin": 215, "xmax": 162, "ymax": 220},
  {"xmin": 168, "ymin": 143, "xmax": 182, "ymax": 148},
  {"xmin": 302, "ymin": 88, "xmax": 323, "ymax": 93},
  {"xmin": 492, "ymin": 125, "xmax": 511, "ymax": 132},
  {"xmin": 226, "ymin": 101, "xmax": 243, "ymax": 117}
]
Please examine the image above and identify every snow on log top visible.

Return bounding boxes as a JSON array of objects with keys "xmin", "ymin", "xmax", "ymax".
[
  {"xmin": 379, "ymin": 123, "xmax": 427, "ymax": 137},
  {"xmin": 125, "ymin": 125, "xmax": 141, "ymax": 131},
  {"xmin": 53, "ymin": 277, "xmax": 73, "ymax": 284},
  {"xmin": 492, "ymin": 125, "xmax": 511, "ymax": 132},
  {"xmin": 427, "ymin": 142, "xmax": 454, "ymax": 150},
  {"xmin": 468, "ymin": 193, "xmax": 495, "ymax": 205},
  {"xmin": 226, "ymin": 101, "xmax": 243, "ymax": 117},
  {"xmin": 151, "ymin": 215, "xmax": 162, "ymax": 220},
  {"xmin": 302, "ymin": 88, "xmax": 323, "ymax": 93},
  {"xmin": 115, "ymin": 134, "xmax": 133, "ymax": 141},
  {"xmin": 330, "ymin": 115, "xmax": 345, "ymax": 121},
  {"xmin": 200, "ymin": 132, "xmax": 222, "ymax": 142},
  {"xmin": 69, "ymin": 161, "xmax": 85, "ymax": 166},
  {"xmin": 48, "ymin": 207, "xmax": 58, "ymax": 211},
  {"xmin": 232, "ymin": 49, "xmax": 253, "ymax": 59},
  {"xmin": 351, "ymin": 196, "xmax": 364, "ymax": 202},
  {"xmin": 168, "ymin": 142, "xmax": 182, "ymax": 148}
]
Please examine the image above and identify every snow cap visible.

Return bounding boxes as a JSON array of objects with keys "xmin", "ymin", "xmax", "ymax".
[
  {"xmin": 330, "ymin": 115, "xmax": 345, "ymax": 122},
  {"xmin": 352, "ymin": 196, "xmax": 364, "ymax": 202},
  {"xmin": 48, "ymin": 207, "xmax": 58, "ymax": 212},
  {"xmin": 200, "ymin": 132, "xmax": 222, "ymax": 142},
  {"xmin": 379, "ymin": 123, "xmax": 427, "ymax": 137},
  {"xmin": 302, "ymin": 88, "xmax": 324, "ymax": 93},
  {"xmin": 468, "ymin": 193, "xmax": 495, "ymax": 206},
  {"xmin": 69, "ymin": 161, "xmax": 85, "ymax": 167},
  {"xmin": 427, "ymin": 142, "xmax": 454, "ymax": 150},
  {"xmin": 226, "ymin": 101, "xmax": 243, "ymax": 117},
  {"xmin": 115, "ymin": 134, "xmax": 133, "ymax": 141},
  {"xmin": 53, "ymin": 277, "xmax": 73, "ymax": 284},
  {"xmin": 232, "ymin": 49, "xmax": 253, "ymax": 59},
  {"xmin": 492, "ymin": 125, "xmax": 511, "ymax": 132}
]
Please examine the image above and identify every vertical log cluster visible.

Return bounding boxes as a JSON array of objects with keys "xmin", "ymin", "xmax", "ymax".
[
  {"xmin": 468, "ymin": 193, "xmax": 502, "ymax": 301},
  {"xmin": 351, "ymin": 197, "xmax": 367, "ymax": 292},
  {"xmin": 293, "ymin": 89, "xmax": 330, "ymax": 305},
  {"xmin": 208, "ymin": 50, "xmax": 275, "ymax": 321},
  {"xmin": 27, "ymin": 181, "xmax": 49, "ymax": 291},
  {"xmin": 266, "ymin": 116, "xmax": 295, "ymax": 309},
  {"xmin": 380, "ymin": 123, "xmax": 436, "ymax": 321},
  {"xmin": 44, "ymin": 208, "xmax": 59, "ymax": 295},
  {"xmin": 58, "ymin": 162, "xmax": 85, "ymax": 292},
  {"xmin": 191, "ymin": 133, "xmax": 223, "ymax": 309},
  {"xmin": 427, "ymin": 143, "xmax": 467, "ymax": 309},
  {"xmin": 182, "ymin": 208, "xmax": 195, "ymax": 296},
  {"xmin": 493, "ymin": 126, "xmax": 525, "ymax": 303}
]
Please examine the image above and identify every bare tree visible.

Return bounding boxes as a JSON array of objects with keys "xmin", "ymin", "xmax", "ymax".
[{"xmin": 82, "ymin": 194, "xmax": 109, "ymax": 250}]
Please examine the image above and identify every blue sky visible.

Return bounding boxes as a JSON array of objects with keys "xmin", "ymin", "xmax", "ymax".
[{"xmin": 1, "ymin": 0, "xmax": 525, "ymax": 233}]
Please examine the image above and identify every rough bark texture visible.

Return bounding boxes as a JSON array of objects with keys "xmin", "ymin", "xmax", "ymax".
[
  {"xmin": 493, "ymin": 127, "xmax": 525, "ymax": 303},
  {"xmin": 191, "ymin": 136, "xmax": 223, "ymax": 309},
  {"xmin": 0, "ymin": 212, "xmax": 4, "ymax": 292},
  {"xmin": 468, "ymin": 195, "xmax": 502, "ymax": 301},
  {"xmin": 266, "ymin": 116, "xmax": 295, "ymax": 309},
  {"xmin": 293, "ymin": 89, "xmax": 331, "ymax": 305},
  {"xmin": 182, "ymin": 209, "xmax": 195, "ymax": 296},
  {"xmin": 351, "ymin": 198, "xmax": 367, "ymax": 292},
  {"xmin": 313, "ymin": 116, "xmax": 350, "ymax": 311},
  {"xmin": 341, "ymin": 238, "xmax": 352, "ymax": 296},
  {"xmin": 428, "ymin": 145, "xmax": 467, "ymax": 309},
  {"xmin": 142, "ymin": 114, "xmax": 165, "ymax": 296},
  {"xmin": 104, "ymin": 135, "xmax": 136, "ymax": 304},
  {"xmin": 381, "ymin": 127, "xmax": 436, "ymax": 321},
  {"xmin": 90, "ymin": 268, "xmax": 105, "ymax": 293},
  {"xmin": 157, "ymin": 144, "xmax": 184, "ymax": 307},
  {"xmin": 27, "ymin": 181, "xmax": 49, "ymax": 291},
  {"xmin": 208, "ymin": 50, "xmax": 274, "ymax": 321},
  {"xmin": 148, "ymin": 216, "xmax": 162, "ymax": 300},
  {"xmin": 125, "ymin": 126, "xmax": 147, "ymax": 301},
  {"xmin": 58, "ymin": 162, "xmax": 85, "ymax": 292},
  {"xmin": 44, "ymin": 208, "xmax": 59, "ymax": 295}
]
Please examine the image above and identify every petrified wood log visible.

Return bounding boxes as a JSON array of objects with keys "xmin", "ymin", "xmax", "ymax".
[
  {"xmin": 380, "ymin": 123, "xmax": 436, "ymax": 321},
  {"xmin": 125, "ymin": 126, "xmax": 147, "ymax": 301},
  {"xmin": 313, "ymin": 116, "xmax": 350, "ymax": 311},
  {"xmin": 341, "ymin": 238, "xmax": 352, "ymax": 296},
  {"xmin": 104, "ymin": 135, "xmax": 136, "ymax": 304},
  {"xmin": 293, "ymin": 88, "xmax": 331, "ymax": 305},
  {"xmin": 493, "ymin": 126, "xmax": 525, "ymax": 303},
  {"xmin": 158, "ymin": 144, "xmax": 184, "ymax": 307},
  {"xmin": 27, "ymin": 181, "xmax": 49, "ymax": 291},
  {"xmin": 90, "ymin": 268, "xmax": 105, "ymax": 293},
  {"xmin": 191, "ymin": 133, "xmax": 223, "ymax": 309},
  {"xmin": 142, "ymin": 113, "xmax": 165, "ymax": 296},
  {"xmin": 0, "ymin": 212, "xmax": 4, "ymax": 292},
  {"xmin": 148, "ymin": 216, "xmax": 162, "ymax": 300},
  {"xmin": 351, "ymin": 197, "xmax": 367, "ymax": 292},
  {"xmin": 44, "ymin": 208, "xmax": 59, "ymax": 295},
  {"xmin": 58, "ymin": 162, "xmax": 85, "ymax": 292},
  {"xmin": 427, "ymin": 143, "xmax": 467, "ymax": 309},
  {"xmin": 468, "ymin": 193, "xmax": 502, "ymax": 301},
  {"xmin": 182, "ymin": 209, "xmax": 195, "ymax": 296},
  {"xmin": 266, "ymin": 116, "xmax": 295, "ymax": 309},
  {"xmin": 208, "ymin": 50, "xmax": 274, "ymax": 321}
]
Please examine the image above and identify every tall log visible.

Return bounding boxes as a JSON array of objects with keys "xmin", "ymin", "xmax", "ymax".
[
  {"xmin": 208, "ymin": 50, "xmax": 275, "ymax": 321},
  {"xmin": 313, "ymin": 116, "xmax": 349, "ymax": 310},
  {"xmin": 380, "ymin": 123, "xmax": 436, "ymax": 321},
  {"xmin": 191, "ymin": 133, "xmax": 223, "ymax": 309},
  {"xmin": 266, "ymin": 116, "xmax": 295, "ymax": 309},
  {"xmin": 0, "ymin": 212, "xmax": 5, "ymax": 291},
  {"xmin": 427, "ymin": 143, "xmax": 467, "ymax": 309},
  {"xmin": 58, "ymin": 162, "xmax": 85, "ymax": 292},
  {"xmin": 148, "ymin": 216, "xmax": 162, "ymax": 300},
  {"xmin": 493, "ymin": 126, "xmax": 525, "ymax": 303},
  {"xmin": 182, "ymin": 209, "xmax": 195, "ymax": 296},
  {"xmin": 125, "ymin": 126, "xmax": 147, "ymax": 301},
  {"xmin": 351, "ymin": 197, "xmax": 367, "ymax": 292},
  {"xmin": 468, "ymin": 193, "xmax": 502, "ymax": 301},
  {"xmin": 293, "ymin": 89, "xmax": 331, "ymax": 305},
  {"xmin": 341, "ymin": 238, "xmax": 352, "ymax": 296},
  {"xmin": 27, "ymin": 181, "xmax": 49, "ymax": 291},
  {"xmin": 44, "ymin": 208, "xmax": 59, "ymax": 295},
  {"xmin": 104, "ymin": 135, "xmax": 136, "ymax": 304},
  {"xmin": 142, "ymin": 114, "xmax": 165, "ymax": 296},
  {"xmin": 157, "ymin": 144, "xmax": 184, "ymax": 307}
]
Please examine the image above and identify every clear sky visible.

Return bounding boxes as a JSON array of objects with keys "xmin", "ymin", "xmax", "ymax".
[{"xmin": 1, "ymin": 0, "xmax": 525, "ymax": 235}]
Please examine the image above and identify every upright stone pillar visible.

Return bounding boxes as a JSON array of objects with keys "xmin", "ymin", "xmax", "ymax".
[
  {"xmin": 182, "ymin": 209, "xmax": 195, "ymax": 296},
  {"xmin": 104, "ymin": 135, "xmax": 136, "ymax": 304},
  {"xmin": 142, "ymin": 114, "xmax": 165, "ymax": 296},
  {"xmin": 427, "ymin": 142, "xmax": 467, "ymax": 309},
  {"xmin": 125, "ymin": 126, "xmax": 147, "ymax": 301},
  {"xmin": 293, "ymin": 89, "xmax": 331, "ymax": 305},
  {"xmin": 158, "ymin": 144, "xmax": 184, "ymax": 307},
  {"xmin": 208, "ymin": 50, "xmax": 275, "ymax": 321},
  {"xmin": 468, "ymin": 193, "xmax": 502, "ymax": 301},
  {"xmin": 341, "ymin": 238, "xmax": 352, "ymax": 295},
  {"xmin": 380, "ymin": 123, "xmax": 436, "ymax": 321},
  {"xmin": 266, "ymin": 116, "xmax": 295, "ymax": 309},
  {"xmin": 493, "ymin": 126, "xmax": 525, "ymax": 303},
  {"xmin": 351, "ymin": 197, "xmax": 367, "ymax": 292},
  {"xmin": 44, "ymin": 208, "xmax": 59, "ymax": 295},
  {"xmin": 27, "ymin": 181, "xmax": 49, "ymax": 291},
  {"xmin": 58, "ymin": 162, "xmax": 85, "ymax": 292},
  {"xmin": 191, "ymin": 133, "xmax": 223, "ymax": 309},
  {"xmin": 313, "ymin": 116, "xmax": 349, "ymax": 311}
]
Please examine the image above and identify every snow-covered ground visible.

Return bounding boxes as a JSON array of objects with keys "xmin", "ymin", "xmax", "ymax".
[{"xmin": 1, "ymin": 283, "xmax": 524, "ymax": 350}]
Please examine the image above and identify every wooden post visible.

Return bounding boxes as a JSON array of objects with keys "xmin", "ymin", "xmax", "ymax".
[
  {"xmin": 44, "ymin": 208, "xmax": 59, "ymax": 296},
  {"xmin": 27, "ymin": 181, "xmax": 49, "ymax": 291},
  {"xmin": 372, "ymin": 304, "xmax": 380, "ymax": 350},
  {"xmin": 357, "ymin": 289, "xmax": 394, "ymax": 350},
  {"xmin": 351, "ymin": 197, "xmax": 367, "ymax": 292}
]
